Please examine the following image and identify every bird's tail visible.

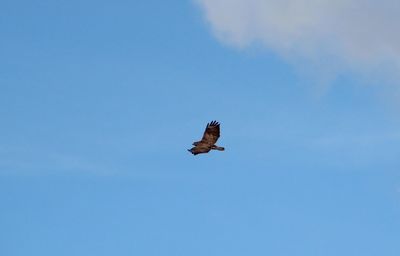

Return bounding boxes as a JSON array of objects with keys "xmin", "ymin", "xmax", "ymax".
[{"xmin": 212, "ymin": 146, "xmax": 225, "ymax": 151}]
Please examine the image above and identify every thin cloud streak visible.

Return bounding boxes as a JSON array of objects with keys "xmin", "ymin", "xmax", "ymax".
[{"xmin": 0, "ymin": 145, "xmax": 113, "ymax": 176}]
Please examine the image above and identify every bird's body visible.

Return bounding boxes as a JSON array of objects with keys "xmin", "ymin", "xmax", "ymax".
[{"xmin": 188, "ymin": 121, "xmax": 225, "ymax": 155}]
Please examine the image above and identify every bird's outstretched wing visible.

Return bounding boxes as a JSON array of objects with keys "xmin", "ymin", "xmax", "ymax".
[
  {"xmin": 200, "ymin": 120, "xmax": 220, "ymax": 145},
  {"xmin": 187, "ymin": 146, "xmax": 210, "ymax": 155}
]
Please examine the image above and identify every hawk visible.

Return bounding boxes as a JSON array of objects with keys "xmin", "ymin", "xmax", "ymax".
[{"xmin": 188, "ymin": 120, "xmax": 225, "ymax": 155}]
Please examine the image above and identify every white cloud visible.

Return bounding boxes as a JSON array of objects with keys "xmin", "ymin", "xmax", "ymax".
[{"xmin": 197, "ymin": 0, "xmax": 400, "ymax": 74}]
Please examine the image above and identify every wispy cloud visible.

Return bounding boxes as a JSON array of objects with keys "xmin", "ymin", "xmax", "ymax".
[
  {"xmin": 0, "ymin": 145, "xmax": 112, "ymax": 176},
  {"xmin": 197, "ymin": 0, "xmax": 400, "ymax": 79}
]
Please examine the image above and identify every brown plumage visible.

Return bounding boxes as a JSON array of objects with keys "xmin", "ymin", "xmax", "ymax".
[{"xmin": 188, "ymin": 121, "xmax": 225, "ymax": 155}]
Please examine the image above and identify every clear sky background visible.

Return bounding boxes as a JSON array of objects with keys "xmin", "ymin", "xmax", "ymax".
[{"xmin": 1, "ymin": 0, "xmax": 400, "ymax": 255}]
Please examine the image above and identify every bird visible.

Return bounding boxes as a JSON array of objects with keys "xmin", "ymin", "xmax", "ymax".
[{"xmin": 188, "ymin": 120, "xmax": 225, "ymax": 155}]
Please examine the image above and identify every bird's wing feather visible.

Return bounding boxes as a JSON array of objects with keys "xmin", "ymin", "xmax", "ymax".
[
  {"xmin": 189, "ymin": 145, "xmax": 211, "ymax": 155},
  {"xmin": 200, "ymin": 120, "xmax": 220, "ymax": 145}
]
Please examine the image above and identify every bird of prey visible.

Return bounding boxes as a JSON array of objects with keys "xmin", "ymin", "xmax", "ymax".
[{"xmin": 188, "ymin": 120, "xmax": 225, "ymax": 155}]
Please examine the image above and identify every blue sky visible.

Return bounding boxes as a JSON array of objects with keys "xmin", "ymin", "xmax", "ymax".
[{"xmin": 1, "ymin": 0, "xmax": 400, "ymax": 255}]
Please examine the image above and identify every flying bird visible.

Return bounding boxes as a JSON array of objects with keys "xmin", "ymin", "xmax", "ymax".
[{"xmin": 188, "ymin": 121, "xmax": 225, "ymax": 155}]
